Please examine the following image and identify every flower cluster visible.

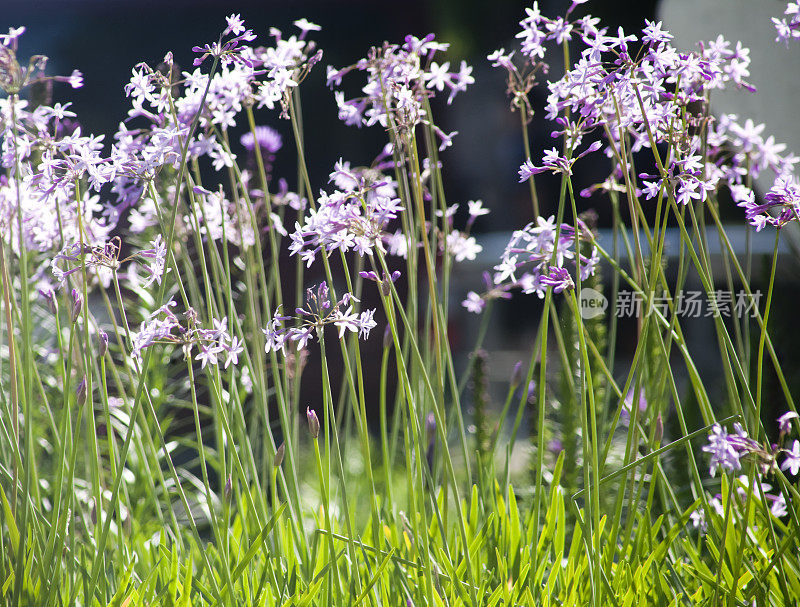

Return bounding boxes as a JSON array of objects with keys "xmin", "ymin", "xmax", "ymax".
[
  {"xmin": 496, "ymin": 5, "xmax": 800, "ymax": 230},
  {"xmin": 263, "ymin": 282, "xmax": 377, "ymax": 354},
  {"xmin": 187, "ymin": 186, "xmax": 257, "ymax": 247},
  {"xmin": 327, "ymin": 34, "xmax": 472, "ymax": 148},
  {"xmin": 519, "ymin": 141, "xmax": 602, "ymax": 181},
  {"xmin": 289, "ymin": 160, "xmax": 402, "ymax": 267},
  {"xmin": 692, "ymin": 474, "xmax": 790, "ymax": 534},
  {"xmin": 773, "ymin": 3, "xmax": 800, "ymax": 44},
  {"xmin": 737, "ymin": 177, "xmax": 800, "ymax": 231},
  {"xmin": 702, "ymin": 413, "xmax": 800, "ymax": 478},
  {"xmin": 50, "ymin": 236, "xmax": 168, "ymax": 289},
  {"xmin": 463, "ymin": 215, "xmax": 597, "ymax": 314},
  {"xmin": 109, "ymin": 15, "xmax": 319, "ymax": 227},
  {"xmin": 130, "ymin": 300, "xmax": 243, "ymax": 368}
]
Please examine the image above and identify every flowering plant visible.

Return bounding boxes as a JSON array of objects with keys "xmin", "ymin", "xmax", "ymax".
[{"xmin": 2, "ymin": 5, "xmax": 800, "ymax": 606}]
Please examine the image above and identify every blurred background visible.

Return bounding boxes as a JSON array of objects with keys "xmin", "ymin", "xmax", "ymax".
[{"xmin": 6, "ymin": 0, "xmax": 800, "ymax": 442}]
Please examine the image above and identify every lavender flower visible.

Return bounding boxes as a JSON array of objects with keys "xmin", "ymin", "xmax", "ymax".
[
  {"xmin": 263, "ymin": 282, "xmax": 378, "ymax": 354},
  {"xmin": 689, "ymin": 508, "xmax": 707, "ymax": 533},
  {"xmin": 240, "ymin": 125, "xmax": 282, "ymax": 154},
  {"xmin": 540, "ymin": 266, "xmax": 574, "ymax": 293},
  {"xmin": 781, "ymin": 440, "xmax": 800, "ymax": 475},
  {"xmin": 130, "ymin": 302, "xmax": 241, "ymax": 370},
  {"xmin": 773, "ymin": 3, "xmax": 800, "ymax": 44},
  {"xmin": 490, "ymin": 215, "xmax": 597, "ymax": 301},
  {"xmin": 702, "ymin": 423, "xmax": 763, "ymax": 476},
  {"xmin": 462, "ymin": 291, "xmax": 485, "ymax": 314},
  {"xmin": 518, "ymin": 141, "xmax": 601, "ymax": 181},
  {"xmin": 289, "ymin": 161, "xmax": 402, "ymax": 264},
  {"xmin": 778, "ymin": 411, "xmax": 799, "ymax": 436},
  {"xmin": 620, "ymin": 388, "xmax": 648, "ymax": 425},
  {"xmin": 327, "ymin": 34, "xmax": 472, "ymax": 147},
  {"xmin": 138, "ymin": 235, "xmax": 168, "ymax": 287}
]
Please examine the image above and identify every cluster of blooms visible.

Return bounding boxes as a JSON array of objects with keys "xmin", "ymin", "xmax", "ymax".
[
  {"xmin": 289, "ymin": 160, "xmax": 403, "ymax": 267},
  {"xmin": 1, "ymin": 14, "xmax": 319, "ymax": 285},
  {"xmin": 110, "ymin": 15, "xmax": 320, "ymax": 226},
  {"xmin": 519, "ymin": 141, "xmax": 602, "ymax": 181},
  {"xmin": 262, "ymin": 282, "xmax": 377, "ymax": 354},
  {"xmin": 240, "ymin": 125, "xmax": 282, "ymax": 184},
  {"xmin": 50, "ymin": 236, "xmax": 167, "ymax": 289},
  {"xmin": 700, "ymin": 114, "xmax": 798, "ymax": 231},
  {"xmin": 691, "ymin": 474, "xmax": 790, "ymax": 533},
  {"xmin": 186, "ymin": 186, "xmax": 257, "ymax": 247},
  {"xmin": 326, "ymin": 34, "xmax": 473, "ymax": 149},
  {"xmin": 130, "ymin": 300, "xmax": 243, "ymax": 368},
  {"xmin": 493, "ymin": 5, "xmax": 800, "ymax": 230},
  {"xmin": 0, "ymin": 70, "xmax": 114, "ymax": 255},
  {"xmin": 773, "ymin": 3, "xmax": 800, "ymax": 44},
  {"xmin": 736, "ymin": 177, "xmax": 800, "ymax": 231},
  {"xmin": 692, "ymin": 412, "xmax": 800, "ymax": 532},
  {"xmin": 702, "ymin": 412, "xmax": 799, "ymax": 477},
  {"xmin": 463, "ymin": 215, "xmax": 598, "ymax": 313}
]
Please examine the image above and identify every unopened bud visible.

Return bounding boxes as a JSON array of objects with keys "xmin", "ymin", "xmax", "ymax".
[
  {"xmin": 306, "ymin": 407, "xmax": 320, "ymax": 439},
  {"xmin": 224, "ymin": 475, "xmax": 233, "ymax": 500},
  {"xmin": 274, "ymin": 442, "xmax": 285, "ymax": 468},
  {"xmin": 381, "ymin": 278, "xmax": 392, "ymax": 297},
  {"xmin": 70, "ymin": 288, "xmax": 82, "ymax": 323},
  {"xmin": 383, "ymin": 324, "xmax": 393, "ymax": 350},
  {"xmin": 425, "ymin": 412, "xmax": 436, "ymax": 441},
  {"xmin": 654, "ymin": 412, "xmax": 664, "ymax": 445},
  {"xmin": 39, "ymin": 288, "xmax": 57, "ymax": 315},
  {"xmin": 510, "ymin": 361, "xmax": 523, "ymax": 388},
  {"xmin": 98, "ymin": 330, "xmax": 109, "ymax": 357},
  {"xmin": 76, "ymin": 375, "xmax": 87, "ymax": 406}
]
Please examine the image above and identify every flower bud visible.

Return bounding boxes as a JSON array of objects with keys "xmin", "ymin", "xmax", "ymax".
[
  {"xmin": 98, "ymin": 330, "xmax": 109, "ymax": 357},
  {"xmin": 76, "ymin": 375, "xmax": 87, "ymax": 406},
  {"xmin": 70, "ymin": 288, "xmax": 82, "ymax": 323},
  {"xmin": 381, "ymin": 278, "xmax": 392, "ymax": 297},
  {"xmin": 39, "ymin": 288, "xmax": 57, "ymax": 315},
  {"xmin": 654, "ymin": 412, "xmax": 664, "ymax": 445},
  {"xmin": 306, "ymin": 407, "xmax": 320, "ymax": 439},
  {"xmin": 224, "ymin": 475, "xmax": 233, "ymax": 501},
  {"xmin": 425, "ymin": 412, "xmax": 436, "ymax": 442},
  {"xmin": 274, "ymin": 442, "xmax": 285, "ymax": 468},
  {"xmin": 383, "ymin": 324, "xmax": 392, "ymax": 350},
  {"xmin": 510, "ymin": 361, "xmax": 523, "ymax": 388}
]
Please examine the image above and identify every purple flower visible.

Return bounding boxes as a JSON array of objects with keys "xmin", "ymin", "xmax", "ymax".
[
  {"xmin": 702, "ymin": 423, "xmax": 762, "ymax": 476},
  {"xmin": 773, "ymin": 3, "xmax": 800, "ymax": 43},
  {"xmin": 224, "ymin": 14, "xmax": 246, "ymax": 36},
  {"xmin": 289, "ymin": 160, "xmax": 403, "ymax": 262},
  {"xmin": 689, "ymin": 508, "xmax": 707, "ymax": 533},
  {"xmin": 778, "ymin": 411, "xmax": 799, "ymax": 436},
  {"xmin": 620, "ymin": 388, "xmax": 647, "ymax": 425},
  {"xmin": 518, "ymin": 159, "xmax": 539, "ymax": 182},
  {"xmin": 462, "ymin": 291, "xmax": 485, "ymax": 314},
  {"xmin": 139, "ymin": 235, "xmax": 167, "ymax": 287},
  {"xmin": 240, "ymin": 125, "xmax": 282, "ymax": 154},
  {"xmin": 781, "ymin": 440, "xmax": 800, "ymax": 475},
  {"xmin": 196, "ymin": 345, "xmax": 221, "ymax": 368},
  {"xmin": 540, "ymin": 266, "xmax": 574, "ymax": 293},
  {"xmin": 467, "ymin": 199, "xmax": 489, "ymax": 219},
  {"xmin": 328, "ymin": 33, "xmax": 472, "ymax": 132}
]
